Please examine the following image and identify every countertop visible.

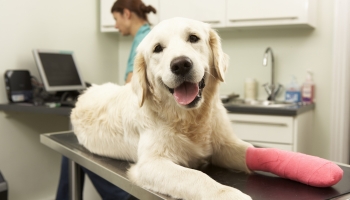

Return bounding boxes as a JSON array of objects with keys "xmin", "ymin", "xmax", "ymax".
[
  {"xmin": 0, "ymin": 103, "xmax": 71, "ymax": 116},
  {"xmin": 41, "ymin": 131, "xmax": 350, "ymax": 200},
  {"xmin": 0, "ymin": 101, "xmax": 314, "ymax": 117},
  {"xmin": 224, "ymin": 102, "xmax": 315, "ymax": 116}
]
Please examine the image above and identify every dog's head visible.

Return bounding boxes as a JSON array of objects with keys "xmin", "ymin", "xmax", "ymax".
[{"xmin": 132, "ymin": 17, "xmax": 228, "ymax": 109}]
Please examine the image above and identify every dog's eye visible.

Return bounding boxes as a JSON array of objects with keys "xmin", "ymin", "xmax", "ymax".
[
  {"xmin": 153, "ymin": 44, "xmax": 163, "ymax": 53},
  {"xmin": 189, "ymin": 35, "xmax": 200, "ymax": 43}
]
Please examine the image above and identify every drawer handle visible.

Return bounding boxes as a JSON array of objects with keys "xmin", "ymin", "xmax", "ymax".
[
  {"xmin": 102, "ymin": 25, "xmax": 115, "ymax": 28},
  {"xmin": 202, "ymin": 20, "xmax": 221, "ymax": 24},
  {"xmin": 231, "ymin": 120, "xmax": 287, "ymax": 127},
  {"xmin": 229, "ymin": 16, "xmax": 298, "ymax": 22}
]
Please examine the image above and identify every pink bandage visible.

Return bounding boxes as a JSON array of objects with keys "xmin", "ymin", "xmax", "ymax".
[{"xmin": 246, "ymin": 147, "xmax": 343, "ymax": 187}]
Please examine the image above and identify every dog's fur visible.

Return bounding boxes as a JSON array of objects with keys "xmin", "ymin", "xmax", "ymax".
[{"xmin": 71, "ymin": 17, "xmax": 253, "ymax": 200}]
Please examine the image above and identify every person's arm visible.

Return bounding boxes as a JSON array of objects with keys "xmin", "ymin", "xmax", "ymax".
[
  {"xmin": 125, "ymin": 25, "xmax": 151, "ymax": 84},
  {"xmin": 125, "ymin": 72, "xmax": 133, "ymax": 84}
]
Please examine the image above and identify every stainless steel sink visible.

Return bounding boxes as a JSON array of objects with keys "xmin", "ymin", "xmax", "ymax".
[{"xmin": 227, "ymin": 99, "xmax": 297, "ymax": 108}]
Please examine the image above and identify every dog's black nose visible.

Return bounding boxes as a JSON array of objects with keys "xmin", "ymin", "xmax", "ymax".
[{"xmin": 170, "ymin": 56, "xmax": 193, "ymax": 76}]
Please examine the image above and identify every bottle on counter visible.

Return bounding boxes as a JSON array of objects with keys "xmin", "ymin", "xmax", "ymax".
[
  {"xmin": 301, "ymin": 70, "xmax": 315, "ymax": 103},
  {"xmin": 285, "ymin": 76, "xmax": 301, "ymax": 103},
  {"xmin": 244, "ymin": 78, "xmax": 257, "ymax": 100}
]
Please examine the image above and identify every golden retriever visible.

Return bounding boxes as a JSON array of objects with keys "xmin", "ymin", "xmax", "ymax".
[{"xmin": 71, "ymin": 17, "xmax": 253, "ymax": 200}]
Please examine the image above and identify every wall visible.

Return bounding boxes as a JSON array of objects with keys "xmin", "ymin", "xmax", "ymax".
[
  {"xmin": 218, "ymin": 0, "xmax": 334, "ymax": 159},
  {"xmin": 0, "ymin": 1, "xmax": 119, "ymax": 199},
  {"xmin": 116, "ymin": 1, "xmax": 334, "ymax": 159}
]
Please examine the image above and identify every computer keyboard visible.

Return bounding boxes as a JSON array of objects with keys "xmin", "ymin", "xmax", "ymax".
[{"xmin": 60, "ymin": 101, "xmax": 76, "ymax": 107}]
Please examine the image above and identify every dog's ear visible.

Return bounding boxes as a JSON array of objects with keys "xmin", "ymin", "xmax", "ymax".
[
  {"xmin": 131, "ymin": 52, "xmax": 147, "ymax": 107},
  {"xmin": 209, "ymin": 29, "xmax": 228, "ymax": 82}
]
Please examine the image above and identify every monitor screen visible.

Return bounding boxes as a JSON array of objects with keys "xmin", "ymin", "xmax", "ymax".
[{"xmin": 32, "ymin": 49, "xmax": 86, "ymax": 92}]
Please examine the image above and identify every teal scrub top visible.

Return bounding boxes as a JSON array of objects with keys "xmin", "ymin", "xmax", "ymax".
[{"xmin": 125, "ymin": 24, "xmax": 151, "ymax": 81}]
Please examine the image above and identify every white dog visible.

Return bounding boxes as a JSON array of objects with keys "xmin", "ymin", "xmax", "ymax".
[{"xmin": 71, "ymin": 17, "xmax": 253, "ymax": 200}]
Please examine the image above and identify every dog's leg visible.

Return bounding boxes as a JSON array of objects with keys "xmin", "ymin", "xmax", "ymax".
[
  {"xmin": 128, "ymin": 157, "xmax": 251, "ymax": 200},
  {"xmin": 127, "ymin": 132, "xmax": 251, "ymax": 200},
  {"xmin": 246, "ymin": 147, "xmax": 343, "ymax": 187},
  {"xmin": 75, "ymin": 131, "xmax": 138, "ymax": 161},
  {"xmin": 211, "ymin": 106, "xmax": 253, "ymax": 173}
]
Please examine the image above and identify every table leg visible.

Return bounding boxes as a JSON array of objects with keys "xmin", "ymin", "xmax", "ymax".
[{"xmin": 69, "ymin": 159, "xmax": 82, "ymax": 200}]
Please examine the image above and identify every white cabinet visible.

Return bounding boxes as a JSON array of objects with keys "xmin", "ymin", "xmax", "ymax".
[
  {"xmin": 158, "ymin": 0, "xmax": 226, "ymax": 28},
  {"xmin": 228, "ymin": 111, "xmax": 313, "ymax": 153},
  {"xmin": 100, "ymin": 0, "xmax": 116, "ymax": 32},
  {"xmin": 226, "ymin": 0, "xmax": 317, "ymax": 29},
  {"xmin": 100, "ymin": 0, "xmax": 159, "ymax": 32},
  {"xmin": 100, "ymin": 0, "xmax": 317, "ymax": 32}
]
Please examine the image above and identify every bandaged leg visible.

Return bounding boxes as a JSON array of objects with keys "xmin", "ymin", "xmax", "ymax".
[{"xmin": 245, "ymin": 147, "xmax": 343, "ymax": 187}]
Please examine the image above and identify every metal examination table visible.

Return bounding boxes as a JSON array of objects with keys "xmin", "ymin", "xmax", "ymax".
[
  {"xmin": 41, "ymin": 131, "xmax": 350, "ymax": 200},
  {"xmin": 2, "ymin": 103, "xmax": 346, "ymax": 199}
]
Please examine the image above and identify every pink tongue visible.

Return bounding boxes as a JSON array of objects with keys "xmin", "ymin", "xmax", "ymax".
[{"xmin": 174, "ymin": 82, "xmax": 199, "ymax": 105}]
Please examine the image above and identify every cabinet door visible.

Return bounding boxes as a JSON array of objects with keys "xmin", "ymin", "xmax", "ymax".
[
  {"xmin": 250, "ymin": 142, "xmax": 293, "ymax": 151},
  {"xmin": 101, "ymin": 0, "xmax": 116, "ymax": 32},
  {"xmin": 228, "ymin": 114, "xmax": 294, "ymax": 144},
  {"xmin": 159, "ymin": 0, "xmax": 226, "ymax": 28},
  {"xmin": 100, "ymin": 0, "xmax": 159, "ymax": 32},
  {"xmin": 226, "ymin": 0, "xmax": 316, "ymax": 29}
]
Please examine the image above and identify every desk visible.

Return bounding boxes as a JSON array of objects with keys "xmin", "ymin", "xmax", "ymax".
[
  {"xmin": 41, "ymin": 131, "xmax": 350, "ymax": 200},
  {"xmin": 0, "ymin": 103, "xmax": 71, "ymax": 116}
]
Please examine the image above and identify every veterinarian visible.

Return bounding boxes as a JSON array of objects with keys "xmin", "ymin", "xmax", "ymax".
[
  {"xmin": 113, "ymin": 0, "xmax": 156, "ymax": 83},
  {"xmin": 55, "ymin": 0, "xmax": 156, "ymax": 199}
]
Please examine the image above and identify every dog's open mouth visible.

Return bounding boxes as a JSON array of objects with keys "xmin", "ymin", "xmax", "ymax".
[{"xmin": 167, "ymin": 77, "xmax": 205, "ymax": 106}]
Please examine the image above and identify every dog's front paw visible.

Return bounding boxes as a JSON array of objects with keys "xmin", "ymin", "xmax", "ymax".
[{"xmin": 206, "ymin": 186, "xmax": 252, "ymax": 200}]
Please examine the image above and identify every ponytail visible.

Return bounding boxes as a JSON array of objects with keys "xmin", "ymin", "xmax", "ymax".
[
  {"xmin": 111, "ymin": 0, "xmax": 157, "ymax": 23},
  {"xmin": 140, "ymin": 4, "xmax": 156, "ymax": 14}
]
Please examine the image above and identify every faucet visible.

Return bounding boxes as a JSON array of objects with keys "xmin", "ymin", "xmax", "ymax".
[{"xmin": 262, "ymin": 47, "xmax": 281, "ymax": 101}]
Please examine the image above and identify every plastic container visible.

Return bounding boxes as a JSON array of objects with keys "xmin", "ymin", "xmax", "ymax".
[
  {"xmin": 244, "ymin": 78, "xmax": 257, "ymax": 100},
  {"xmin": 285, "ymin": 76, "xmax": 301, "ymax": 102},
  {"xmin": 301, "ymin": 70, "xmax": 315, "ymax": 103}
]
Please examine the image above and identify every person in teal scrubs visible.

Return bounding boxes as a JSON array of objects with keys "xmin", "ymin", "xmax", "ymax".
[
  {"xmin": 56, "ymin": 1, "xmax": 156, "ymax": 199},
  {"xmin": 111, "ymin": 0, "xmax": 156, "ymax": 83},
  {"xmin": 124, "ymin": 24, "xmax": 150, "ymax": 82}
]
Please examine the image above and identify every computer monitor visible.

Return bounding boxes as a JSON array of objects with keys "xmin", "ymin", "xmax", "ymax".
[{"xmin": 32, "ymin": 49, "xmax": 86, "ymax": 92}]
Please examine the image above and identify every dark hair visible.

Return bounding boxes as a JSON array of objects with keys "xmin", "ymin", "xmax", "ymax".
[{"xmin": 111, "ymin": 0, "xmax": 157, "ymax": 23}]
